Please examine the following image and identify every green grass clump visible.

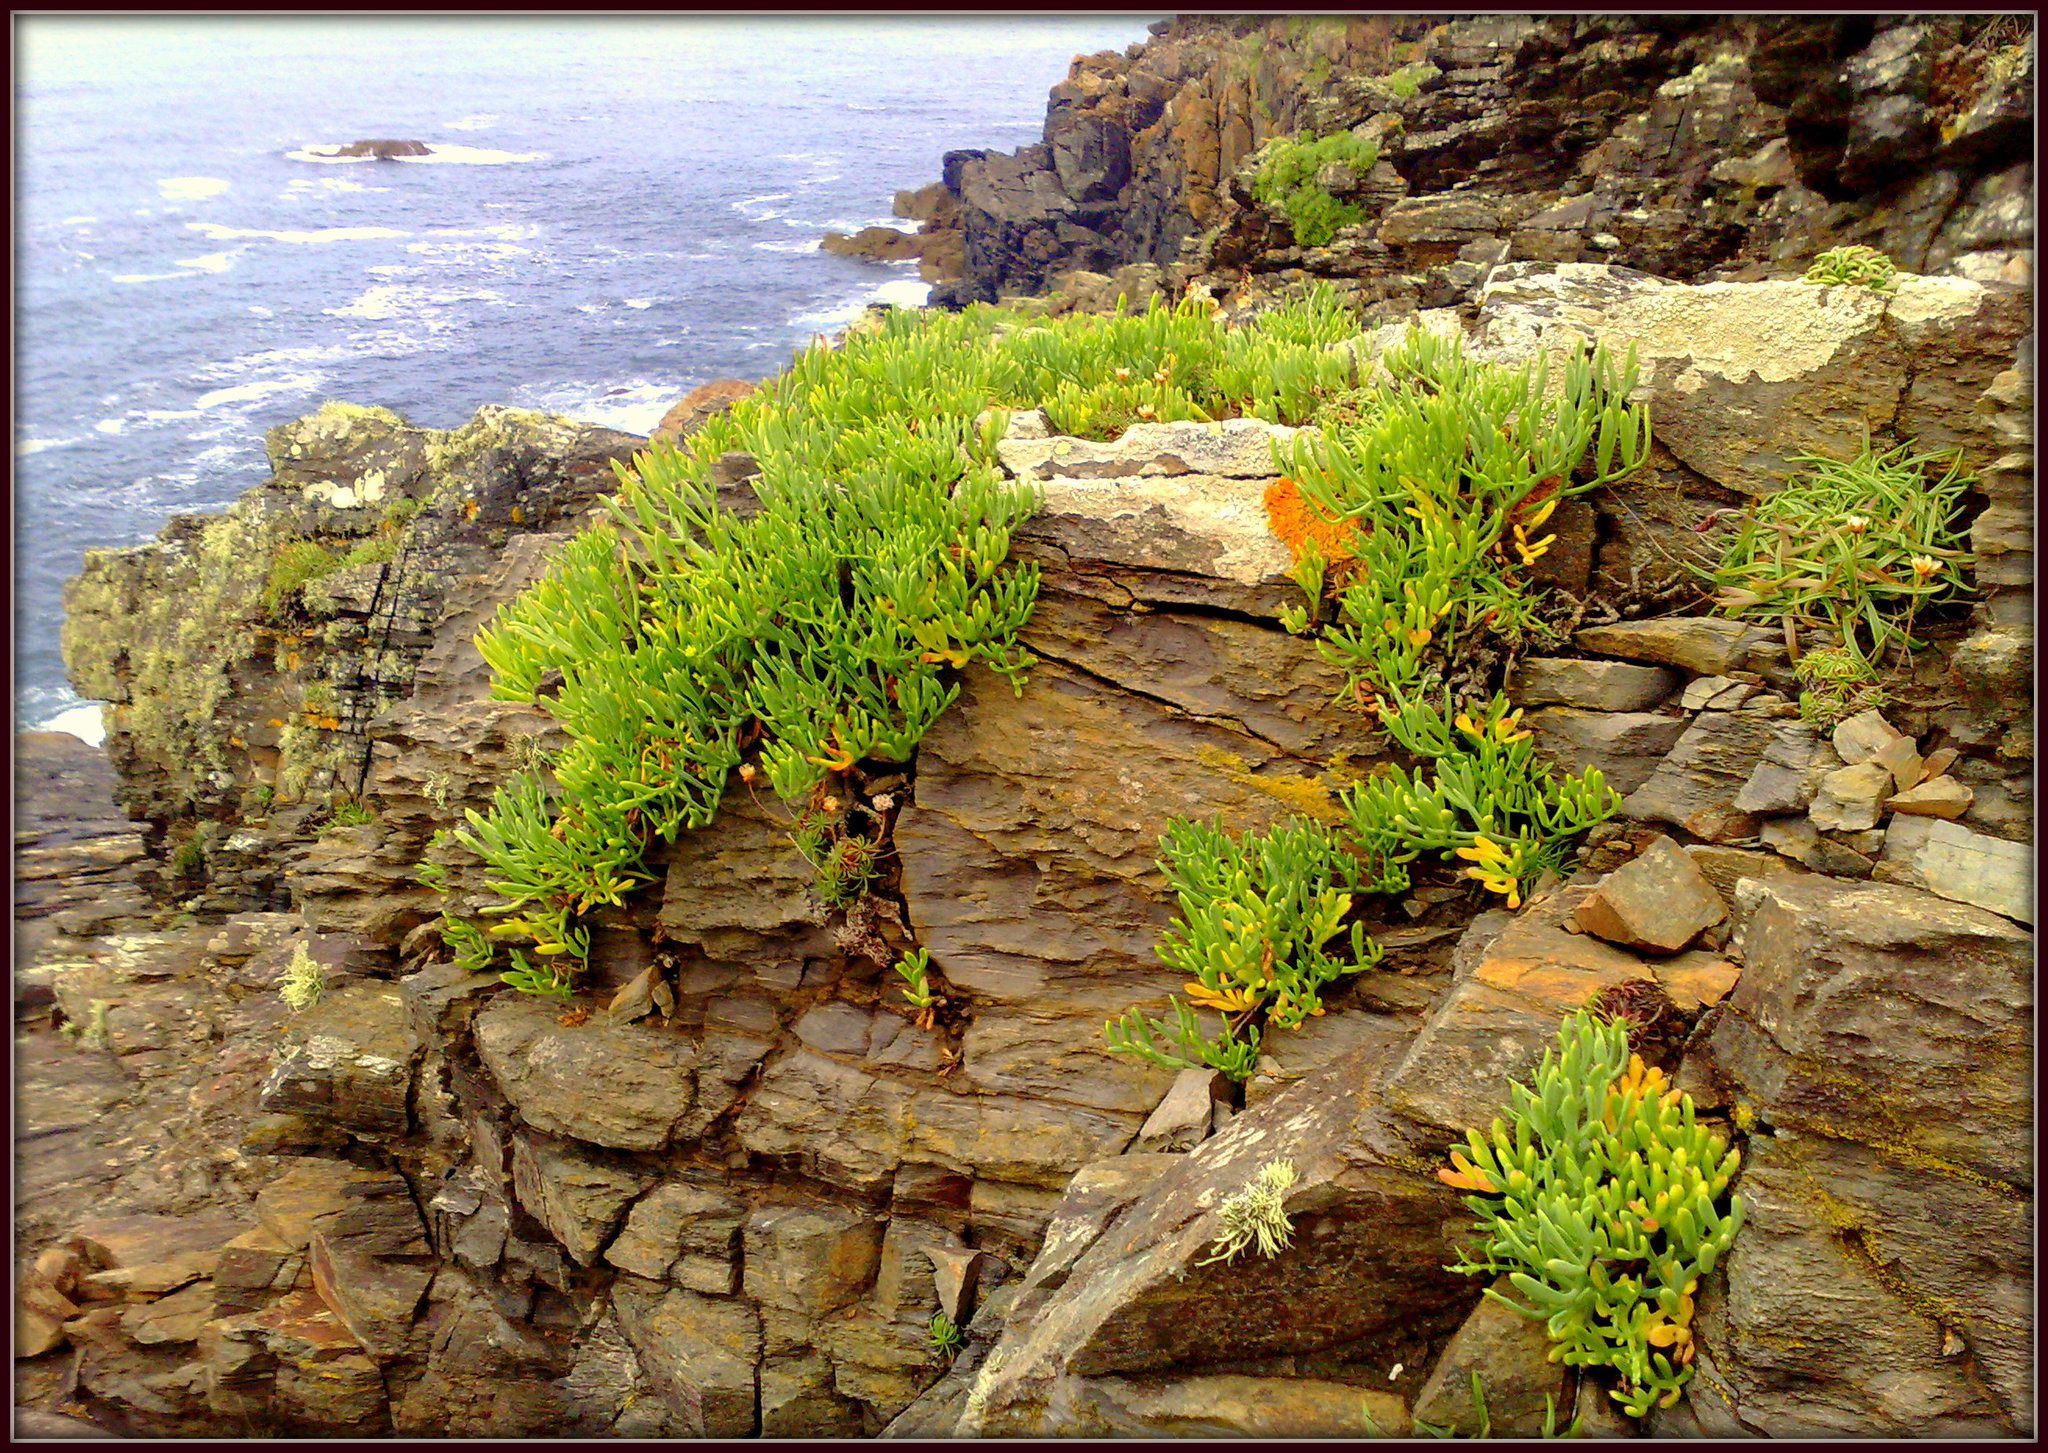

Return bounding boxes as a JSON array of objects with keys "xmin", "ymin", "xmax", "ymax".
[
  {"xmin": 1253, "ymin": 130, "xmax": 1381, "ymax": 246},
  {"xmin": 1710, "ymin": 441, "xmax": 1973, "ymax": 667},
  {"xmin": 263, "ymin": 540, "xmax": 342, "ymax": 617},
  {"xmin": 457, "ymin": 291, "xmax": 1370, "ymax": 994},
  {"xmin": 339, "ymin": 533, "xmax": 399, "ymax": 569},
  {"xmin": 1441, "ymin": 1010, "xmax": 1744, "ymax": 1419},
  {"xmin": 1801, "ymin": 244, "xmax": 1899, "ymax": 293}
]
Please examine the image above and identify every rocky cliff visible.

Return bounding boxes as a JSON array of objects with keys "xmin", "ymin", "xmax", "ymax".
[
  {"xmin": 914, "ymin": 14, "xmax": 2031, "ymax": 313},
  {"xmin": 13, "ymin": 14, "xmax": 2036, "ymax": 1442}
]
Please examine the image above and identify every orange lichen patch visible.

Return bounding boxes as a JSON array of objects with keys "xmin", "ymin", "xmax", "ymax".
[{"xmin": 1263, "ymin": 476, "xmax": 1360, "ymax": 564}]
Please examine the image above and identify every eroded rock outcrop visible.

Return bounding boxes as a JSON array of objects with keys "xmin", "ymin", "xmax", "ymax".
[{"xmin": 22, "ymin": 250, "xmax": 2033, "ymax": 1438}]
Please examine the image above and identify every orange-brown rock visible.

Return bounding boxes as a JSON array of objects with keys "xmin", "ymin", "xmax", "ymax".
[{"xmin": 649, "ymin": 379, "xmax": 757, "ymax": 444}]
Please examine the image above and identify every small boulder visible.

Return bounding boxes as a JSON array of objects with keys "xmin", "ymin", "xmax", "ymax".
[
  {"xmin": 1134, "ymin": 1067, "xmax": 1222, "ymax": 1152},
  {"xmin": 1831, "ymin": 708, "xmax": 1903, "ymax": 765},
  {"xmin": 1680, "ymin": 675, "xmax": 1759, "ymax": 711},
  {"xmin": 650, "ymin": 379, "xmax": 756, "ymax": 445},
  {"xmin": 1808, "ymin": 762, "xmax": 1895, "ymax": 832},
  {"xmin": 1907, "ymin": 819, "xmax": 2032, "ymax": 923},
  {"xmin": 1570, "ymin": 835, "xmax": 1727, "ymax": 953},
  {"xmin": 1886, "ymin": 775, "xmax": 1974, "ymax": 818},
  {"xmin": 331, "ymin": 139, "xmax": 430, "ymax": 158},
  {"xmin": 1575, "ymin": 618, "xmax": 1769, "ymax": 675},
  {"xmin": 1411, "ymin": 1276, "xmax": 1565, "ymax": 1436},
  {"xmin": 1507, "ymin": 658, "xmax": 1677, "ymax": 712}
]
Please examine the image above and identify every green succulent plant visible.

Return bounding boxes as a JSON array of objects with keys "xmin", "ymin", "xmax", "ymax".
[
  {"xmin": 1440, "ymin": 1010, "xmax": 1744, "ymax": 1419},
  {"xmin": 1106, "ymin": 816, "xmax": 1383, "ymax": 1081},
  {"xmin": 928, "ymin": 1310, "xmax": 964, "ymax": 1361},
  {"xmin": 1801, "ymin": 244, "xmax": 1899, "ymax": 294},
  {"xmin": 452, "ymin": 288, "xmax": 1382, "ymax": 995},
  {"xmin": 1253, "ymin": 130, "xmax": 1381, "ymax": 246},
  {"xmin": 1280, "ymin": 327, "xmax": 1651, "ymax": 713}
]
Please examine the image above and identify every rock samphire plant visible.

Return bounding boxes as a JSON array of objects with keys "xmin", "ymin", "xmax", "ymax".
[
  {"xmin": 1800, "ymin": 243, "xmax": 1899, "ymax": 294},
  {"xmin": 1708, "ymin": 439, "xmax": 1973, "ymax": 671},
  {"xmin": 451, "ymin": 290, "xmax": 1367, "ymax": 995},
  {"xmin": 1439, "ymin": 1009, "xmax": 1745, "ymax": 1419}
]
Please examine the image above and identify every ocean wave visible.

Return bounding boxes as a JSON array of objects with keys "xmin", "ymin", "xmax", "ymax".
[
  {"xmin": 624, "ymin": 299, "xmax": 655, "ymax": 309},
  {"xmin": 110, "ymin": 270, "xmax": 198, "ymax": 285},
  {"xmin": 34, "ymin": 702, "xmax": 106, "ymax": 748},
  {"xmin": 94, "ymin": 418, "xmax": 125, "ymax": 434},
  {"xmin": 324, "ymin": 282, "xmax": 514, "ymax": 325},
  {"xmin": 444, "ymin": 114, "xmax": 501, "ymax": 131},
  {"xmin": 844, "ymin": 102, "xmax": 887, "ymax": 113},
  {"xmin": 191, "ymin": 344, "xmax": 356, "ymax": 382},
  {"xmin": 187, "ymin": 221, "xmax": 409, "ymax": 244},
  {"xmin": 175, "ymin": 248, "xmax": 242, "ymax": 273},
  {"xmin": 60, "ymin": 215, "xmax": 97, "ymax": 226},
  {"xmin": 16, "ymin": 436, "xmax": 83, "ymax": 456},
  {"xmin": 284, "ymin": 176, "xmax": 381, "ymax": 196},
  {"xmin": 247, "ymin": 305, "xmax": 275, "ymax": 317},
  {"xmin": 404, "ymin": 240, "xmax": 534, "ymax": 266},
  {"xmin": 752, "ymin": 237, "xmax": 822, "ymax": 254},
  {"xmin": 788, "ymin": 277, "xmax": 932, "ymax": 333},
  {"xmin": 427, "ymin": 223, "xmax": 542, "ymax": 241},
  {"xmin": 194, "ymin": 375, "xmax": 322, "ymax": 410},
  {"xmin": 732, "ymin": 193, "xmax": 793, "ymax": 223},
  {"xmin": 157, "ymin": 176, "xmax": 230, "ymax": 202},
  {"xmin": 524, "ymin": 378, "xmax": 681, "ymax": 437}
]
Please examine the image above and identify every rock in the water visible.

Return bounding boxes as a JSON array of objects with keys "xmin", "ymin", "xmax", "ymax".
[
  {"xmin": 329, "ymin": 139, "xmax": 430, "ymax": 158},
  {"xmin": 1508, "ymin": 657, "xmax": 1678, "ymax": 712},
  {"xmin": 1571, "ymin": 835, "xmax": 1727, "ymax": 953}
]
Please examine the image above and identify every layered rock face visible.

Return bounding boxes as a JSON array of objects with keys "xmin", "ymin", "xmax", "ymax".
[
  {"xmin": 22, "ymin": 252, "xmax": 2033, "ymax": 1440},
  {"xmin": 921, "ymin": 14, "xmax": 2033, "ymax": 311}
]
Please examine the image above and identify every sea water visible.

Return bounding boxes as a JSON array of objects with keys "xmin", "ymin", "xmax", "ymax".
[{"xmin": 16, "ymin": 15, "xmax": 1155, "ymax": 740}]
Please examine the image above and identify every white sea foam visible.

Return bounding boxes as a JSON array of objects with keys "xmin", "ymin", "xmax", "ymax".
[
  {"xmin": 16, "ymin": 436, "xmax": 83, "ymax": 456},
  {"xmin": 624, "ymin": 299, "xmax": 654, "ymax": 309},
  {"xmin": 187, "ymin": 221, "xmax": 409, "ymax": 244},
  {"xmin": 194, "ymin": 375, "xmax": 321, "ymax": 410},
  {"xmin": 444, "ymin": 114, "xmax": 501, "ymax": 131},
  {"xmin": 110, "ymin": 271, "xmax": 197, "ymax": 285},
  {"xmin": 753, "ymin": 237, "xmax": 822, "ymax": 254},
  {"xmin": 529, "ymin": 378, "xmax": 679, "ymax": 437},
  {"xmin": 37, "ymin": 703, "xmax": 107, "ymax": 748},
  {"xmin": 248, "ymin": 305, "xmax": 275, "ymax": 317},
  {"xmin": 175, "ymin": 249, "xmax": 241, "ymax": 273},
  {"xmin": 157, "ymin": 176, "xmax": 230, "ymax": 202},
  {"xmin": 323, "ymin": 282, "xmax": 514, "ymax": 326},
  {"xmin": 871, "ymin": 279, "xmax": 932, "ymax": 309},
  {"xmin": 94, "ymin": 418, "xmax": 125, "ymax": 434},
  {"xmin": 62, "ymin": 215, "xmax": 98, "ymax": 226},
  {"xmin": 407, "ymin": 143, "xmax": 546, "ymax": 165},
  {"xmin": 284, "ymin": 176, "xmax": 379, "ymax": 196},
  {"xmin": 427, "ymin": 223, "xmax": 542, "ymax": 241}
]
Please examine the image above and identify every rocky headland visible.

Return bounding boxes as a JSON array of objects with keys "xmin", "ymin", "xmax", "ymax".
[{"xmin": 14, "ymin": 12, "xmax": 2034, "ymax": 1441}]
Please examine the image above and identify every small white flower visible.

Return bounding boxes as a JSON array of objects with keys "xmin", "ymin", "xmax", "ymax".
[
  {"xmin": 1910, "ymin": 555, "xmax": 1942, "ymax": 577},
  {"xmin": 1843, "ymin": 515, "xmax": 1870, "ymax": 534}
]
